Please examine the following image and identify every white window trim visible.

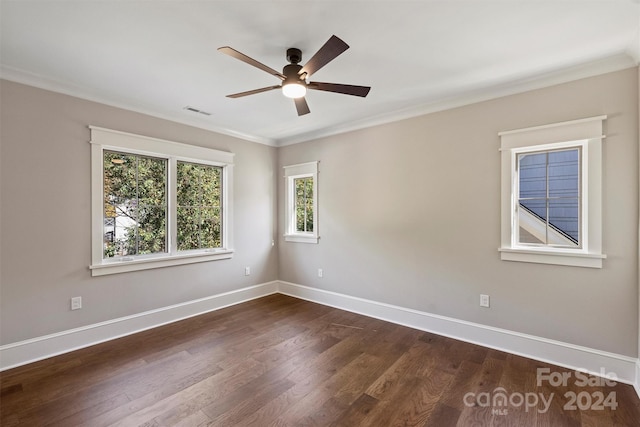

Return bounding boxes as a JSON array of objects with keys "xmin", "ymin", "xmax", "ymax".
[
  {"xmin": 89, "ymin": 126, "xmax": 234, "ymax": 276},
  {"xmin": 498, "ymin": 116, "xmax": 606, "ymax": 268},
  {"xmin": 284, "ymin": 161, "xmax": 319, "ymax": 244}
]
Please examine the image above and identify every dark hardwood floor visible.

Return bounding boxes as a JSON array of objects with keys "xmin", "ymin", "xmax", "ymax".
[{"xmin": 1, "ymin": 294, "xmax": 639, "ymax": 426}]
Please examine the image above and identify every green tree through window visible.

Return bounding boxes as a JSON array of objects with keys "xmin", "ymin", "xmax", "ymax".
[
  {"xmin": 103, "ymin": 151, "xmax": 167, "ymax": 258},
  {"xmin": 92, "ymin": 127, "xmax": 235, "ymax": 275},
  {"xmin": 295, "ymin": 177, "xmax": 313, "ymax": 233},
  {"xmin": 177, "ymin": 161, "xmax": 222, "ymax": 250}
]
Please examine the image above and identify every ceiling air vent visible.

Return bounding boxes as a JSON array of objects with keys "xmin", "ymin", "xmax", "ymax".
[{"xmin": 183, "ymin": 106, "xmax": 212, "ymax": 116}]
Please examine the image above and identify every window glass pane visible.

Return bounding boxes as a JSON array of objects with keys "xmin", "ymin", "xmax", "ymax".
[
  {"xmin": 519, "ymin": 198, "xmax": 546, "ymax": 223},
  {"xmin": 115, "ymin": 210, "xmax": 138, "ymax": 256},
  {"xmin": 177, "ymin": 162, "xmax": 223, "ymax": 250},
  {"xmin": 517, "ymin": 148, "xmax": 580, "ymax": 248},
  {"xmin": 177, "ymin": 206, "xmax": 199, "ymax": 251},
  {"xmin": 104, "ymin": 152, "xmax": 137, "ymax": 204},
  {"xmin": 202, "ymin": 166, "xmax": 222, "ymax": 207},
  {"xmin": 176, "ymin": 162, "xmax": 199, "ymax": 206},
  {"xmin": 103, "ymin": 151, "xmax": 167, "ymax": 258},
  {"xmin": 201, "ymin": 207, "xmax": 221, "ymax": 248},
  {"xmin": 137, "ymin": 156, "xmax": 166, "ymax": 204},
  {"xmin": 548, "ymin": 149, "xmax": 579, "ymax": 199},
  {"xmin": 518, "ymin": 152, "xmax": 547, "ymax": 199},
  {"xmin": 518, "ymin": 199, "xmax": 547, "ymax": 245},
  {"xmin": 294, "ymin": 177, "xmax": 313, "ymax": 233},
  {"xmin": 305, "ymin": 178, "xmax": 313, "ymax": 232},
  {"xmin": 137, "ymin": 206, "xmax": 167, "ymax": 254},
  {"xmin": 549, "ymin": 198, "xmax": 579, "ymax": 246}
]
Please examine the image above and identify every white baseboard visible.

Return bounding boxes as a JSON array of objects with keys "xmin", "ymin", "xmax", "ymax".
[
  {"xmin": 277, "ymin": 281, "xmax": 639, "ymax": 391},
  {"xmin": 2, "ymin": 278, "xmax": 639, "ymax": 401},
  {"xmin": 635, "ymin": 359, "xmax": 640, "ymax": 398},
  {"xmin": 0, "ymin": 281, "xmax": 278, "ymax": 371}
]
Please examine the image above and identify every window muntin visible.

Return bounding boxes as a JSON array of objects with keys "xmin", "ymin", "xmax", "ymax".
[
  {"xmin": 103, "ymin": 151, "xmax": 167, "ymax": 258},
  {"xmin": 177, "ymin": 161, "xmax": 222, "ymax": 251},
  {"xmin": 516, "ymin": 148, "xmax": 580, "ymax": 248},
  {"xmin": 294, "ymin": 176, "xmax": 313, "ymax": 233}
]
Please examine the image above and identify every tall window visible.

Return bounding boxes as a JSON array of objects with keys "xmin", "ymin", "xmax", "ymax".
[
  {"xmin": 294, "ymin": 176, "xmax": 314, "ymax": 233},
  {"xmin": 499, "ymin": 116, "xmax": 605, "ymax": 268},
  {"xmin": 103, "ymin": 151, "xmax": 167, "ymax": 258},
  {"xmin": 90, "ymin": 127, "xmax": 234, "ymax": 276},
  {"xmin": 177, "ymin": 161, "xmax": 222, "ymax": 250},
  {"xmin": 284, "ymin": 161, "xmax": 318, "ymax": 243}
]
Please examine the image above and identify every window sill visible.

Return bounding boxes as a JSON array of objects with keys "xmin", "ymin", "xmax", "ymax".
[
  {"xmin": 90, "ymin": 249, "xmax": 234, "ymax": 276},
  {"xmin": 498, "ymin": 247, "xmax": 605, "ymax": 268},
  {"xmin": 284, "ymin": 234, "xmax": 319, "ymax": 244}
]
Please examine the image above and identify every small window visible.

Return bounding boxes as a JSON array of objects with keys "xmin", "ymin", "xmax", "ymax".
[
  {"xmin": 284, "ymin": 162, "xmax": 318, "ymax": 244},
  {"xmin": 90, "ymin": 127, "xmax": 235, "ymax": 276},
  {"xmin": 499, "ymin": 116, "xmax": 606, "ymax": 268},
  {"xmin": 294, "ymin": 176, "xmax": 314, "ymax": 233}
]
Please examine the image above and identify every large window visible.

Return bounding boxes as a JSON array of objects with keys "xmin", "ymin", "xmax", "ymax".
[
  {"xmin": 284, "ymin": 161, "xmax": 318, "ymax": 243},
  {"xmin": 90, "ymin": 127, "xmax": 234, "ymax": 276},
  {"xmin": 499, "ymin": 116, "xmax": 605, "ymax": 268}
]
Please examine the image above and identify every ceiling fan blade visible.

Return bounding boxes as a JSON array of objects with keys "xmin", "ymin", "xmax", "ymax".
[
  {"xmin": 294, "ymin": 97, "xmax": 310, "ymax": 116},
  {"xmin": 299, "ymin": 35, "xmax": 349, "ymax": 78},
  {"xmin": 308, "ymin": 82, "xmax": 371, "ymax": 97},
  {"xmin": 226, "ymin": 85, "xmax": 281, "ymax": 98},
  {"xmin": 218, "ymin": 46, "xmax": 285, "ymax": 80}
]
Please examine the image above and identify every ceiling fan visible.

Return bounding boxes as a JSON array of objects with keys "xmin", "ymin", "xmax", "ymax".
[{"xmin": 218, "ymin": 35, "xmax": 371, "ymax": 116}]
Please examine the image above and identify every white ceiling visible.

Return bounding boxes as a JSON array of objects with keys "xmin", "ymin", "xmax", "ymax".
[{"xmin": 1, "ymin": 1, "xmax": 638, "ymax": 146}]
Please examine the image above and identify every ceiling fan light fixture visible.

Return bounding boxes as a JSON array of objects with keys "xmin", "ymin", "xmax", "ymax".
[
  {"xmin": 219, "ymin": 36, "xmax": 370, "ymax": 115},
  {"xmin": 282, "ymin": 82, "xmax": 306, "ymax": 99}
]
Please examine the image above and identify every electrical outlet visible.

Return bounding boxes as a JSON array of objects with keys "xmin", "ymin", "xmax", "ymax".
[
  {"xmin": 480, "ymin": 294, "xmax": 490, "ymax": 308},
  {"xmin": 71, "ymin": 296, "xmax": 82, "ymax": 310},
  {"xmin": 318, "ymin": 268, "xmax": 323, "ymax": 278},
  {"xmin": 244, "ymin": 267, "xmax": 251, "ymax": 276}
]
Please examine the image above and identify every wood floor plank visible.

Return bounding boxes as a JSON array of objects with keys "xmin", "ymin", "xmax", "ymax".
[
  {"xmin": 330, "ymin": 392, "xmax": 379, "ymax": 426},
  {"xmin": 437, "ymin": 359, "xmax": 483, "ymax": 411},
  {"xmin": 422, "ymin": 402, "xmax": 461, "ymax": 427},
  {"xmin": 28, "ymin": 348, "xmax": 221, "ymax": 426},
  {"xmin": 387, "ymin": 367, "xmax": 454, "ymax": 427},
  {"xmin": 1, "ymin": 294, "xmax": 639, "ymax": 427},
  {"xmin": 106, "ymin": 357, "xmax": 266, "ymax": 427},
  {"xmin": 364, "ymin": 340, "xmax": 432, "ymax": 399},
  {"xmin": 269, "ymin": 351, "xmax": 378, "ymax": 425},
  {"xmin": 171, "ymin": 409, "xmax": 214, "ymax": 427},
  {"xmin": 455, "ymin": 354, "xmax": 506, "ymax": 426},
  {"xmin": 204, "ymin": 377, "xmax": 295, "ymax": 426}
]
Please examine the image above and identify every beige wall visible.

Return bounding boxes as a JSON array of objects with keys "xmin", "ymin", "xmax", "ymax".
[
  {"xmin": 1, "ymin": 68, "xmax": 638, "ymax": 360},
  {"xmin": 278, "ymin": 67, "xmax": 639, "ymax": 357},
  {"xmin": 0, "ymin": 80, "xmax": 279, "ymax": 344}
]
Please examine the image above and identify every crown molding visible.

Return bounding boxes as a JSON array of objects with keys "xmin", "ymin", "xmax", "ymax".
[
  {"xmin": 0, "ymin": 65, "xmax": 277, "ymax": 147},
  {"xmin": 276, "ymin": 52, "xmax": 637, "ymax": 146},
  {"xmin": 2, "ymin": 51, "xmax": 637, "ymax": 149}
]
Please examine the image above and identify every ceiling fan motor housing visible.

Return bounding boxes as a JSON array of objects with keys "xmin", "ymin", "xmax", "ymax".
[
  {"xmin": 286, "ymin": 48, "xmax": 302, "ymax": 64},
  {"xmin": 283, "ymin": 63, "xmax": 304, "ymax": 80}
]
